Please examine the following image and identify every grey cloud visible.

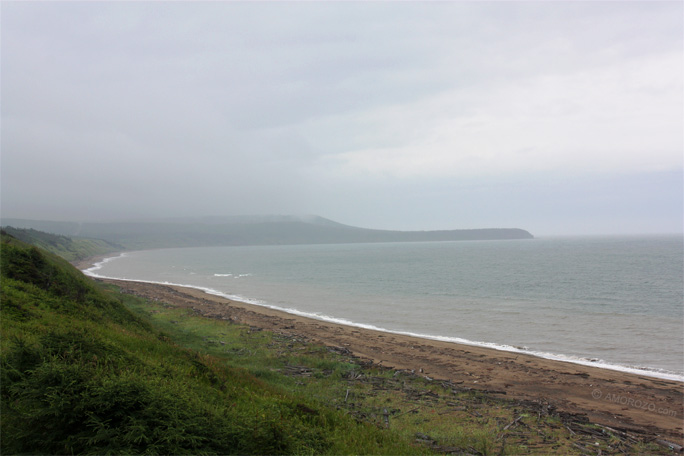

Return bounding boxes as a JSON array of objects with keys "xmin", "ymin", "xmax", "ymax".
[{"xmin": 1, "ymin": 1, "xmax": 682, "ymax": 235}]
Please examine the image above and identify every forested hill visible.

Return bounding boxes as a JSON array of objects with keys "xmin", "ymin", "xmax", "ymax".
[{"xmin": 2, "ymin": 215, "xmax": 533, "ymax": 250}]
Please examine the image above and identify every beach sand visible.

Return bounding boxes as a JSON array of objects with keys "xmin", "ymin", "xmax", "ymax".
[{"xmin": 99, "ymin": 277, "xmax": 683, "ymax": 445}]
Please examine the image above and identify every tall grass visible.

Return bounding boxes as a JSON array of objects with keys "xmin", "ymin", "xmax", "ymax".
[{"xmin": 1, "ymin": 234, "xmax": 422, "ymax": 455}]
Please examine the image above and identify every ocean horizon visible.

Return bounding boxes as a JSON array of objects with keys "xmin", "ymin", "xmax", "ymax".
[{"xmin": 85, "ymin": 235, "xmax": 684, "ymax": 382}]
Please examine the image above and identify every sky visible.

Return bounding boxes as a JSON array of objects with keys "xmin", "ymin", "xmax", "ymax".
[{"xmin": 1, "ymin": 1, "xmax": 682, "ymax": 236}]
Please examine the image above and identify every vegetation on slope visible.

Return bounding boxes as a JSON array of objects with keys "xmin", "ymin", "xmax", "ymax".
[
  {"xmin": 1, "ymin": 227, "xmax": 121, "ymax": 262},
  {"xmin": 2, "ymin": 232, "xmax": 667, "ymax": 455},
  {"xmin": 0, "ymin": 234, "xmax": 419, "ymax": 455}
]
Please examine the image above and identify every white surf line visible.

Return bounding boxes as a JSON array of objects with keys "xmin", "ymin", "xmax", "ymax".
[{"xmin": 81, "ymin": 259, "xmax": 684, "ymax": 383}]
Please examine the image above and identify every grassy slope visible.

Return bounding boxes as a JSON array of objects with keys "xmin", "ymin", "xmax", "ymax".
[
  {"xmin": 1, "ymin": 227, "xmax": 121, "ymax": 262},
  {"xmin": 0, "ymin": 235, "xmax": 420, "ymax": 455},
  {"xmin": 1, "ymin": 234, "xmax": 667, "ymax": 455}
]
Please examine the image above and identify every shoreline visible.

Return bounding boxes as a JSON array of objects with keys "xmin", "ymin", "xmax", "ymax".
[
  {"xmin": 94, "ymin": 275, "xmax": 684, "ymax": 444},
  {"xmin": 81, "ymin": 256, "xmax": 684, "ymax": 383},
  {"xmin": 106, "ymin": 276, "xmax": 684, "ymax": 382}
]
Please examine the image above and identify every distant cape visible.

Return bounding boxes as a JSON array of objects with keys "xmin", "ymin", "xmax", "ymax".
[{"xmin": 1, "ymin": 215, "xmax": 534, "ymax": 250}]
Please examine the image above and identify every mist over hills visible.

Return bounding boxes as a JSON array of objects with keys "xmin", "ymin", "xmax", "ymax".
[{"xmin": 1, "ymin": 215, "xmax": 533, "ymax": 250}]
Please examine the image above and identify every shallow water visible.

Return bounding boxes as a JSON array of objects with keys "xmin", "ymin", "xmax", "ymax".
[{"xmin": 86, "ymin": 235, "xmax": 684, "ymax": 380}]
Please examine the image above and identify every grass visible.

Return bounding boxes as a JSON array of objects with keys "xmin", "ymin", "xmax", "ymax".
[
  {"xmin": 0, "ymin": 227, "xmax": 120, "ymax": 262},
  {"xmin": 118, "ymin": 287, "xmax": 639, "ymax": 455},
  {"xmin": 0, "ymin": 234, "xmax": 421, "ymax": 455},
  {"xmin": 117, "ymin": 280, "xmax": 677, "ymax": 455},
  {"xmin": 1, "ymin": 232, "xmax": 673, "ymax": 455}
]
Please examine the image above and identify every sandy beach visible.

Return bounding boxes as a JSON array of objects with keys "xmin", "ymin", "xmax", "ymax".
[{"xmin": 95, "ymin": 277, "xmax": 684, "ymax": 446}]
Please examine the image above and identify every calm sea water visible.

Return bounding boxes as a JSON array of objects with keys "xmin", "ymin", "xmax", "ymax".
[{"xmin": 86, "ymin": 236, "xmax": 684, "ymax": 380}]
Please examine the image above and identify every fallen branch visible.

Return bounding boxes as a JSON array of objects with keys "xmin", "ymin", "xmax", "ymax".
[
  {"xmin": 594, "ymin": 424, "xmax": 639, "ymax": 444},
  {"xmin": 655, "ymin": 439, "xmax": 684, "ymax": 453},
  {"xmin": 503, "ymin": 415, "xmax": 524, "ymax": 431},
  {"xmin": 392, "ymin": 407, "xmax": 420, "ymax": 419}
]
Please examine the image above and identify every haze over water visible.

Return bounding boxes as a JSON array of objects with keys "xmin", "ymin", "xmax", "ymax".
[{"xmin": 88, "ymin": 236, "xmax": 684, "ymax": 380}]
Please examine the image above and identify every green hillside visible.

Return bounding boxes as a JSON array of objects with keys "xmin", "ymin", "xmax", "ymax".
[
  {"xmin": 1, "ymin": 226, "xmax": 121, "ymax": 262},
  {"xmin": 0, "ymin": 234, "xmax": 419, "ymax": 455}
]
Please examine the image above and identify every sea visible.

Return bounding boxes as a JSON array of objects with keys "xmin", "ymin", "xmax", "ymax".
[{"xmin": 84, "ymin": 235, "xmax": 684, "ymax": 381}]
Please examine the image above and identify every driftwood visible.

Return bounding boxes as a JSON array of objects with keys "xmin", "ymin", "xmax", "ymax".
[
  {"xmin": 392, "ymin": 407, "xmax": 420, "ymax": 419},
  {"xmin": 281, "ymin": 365, "xmax": 313, "ymax": 377},
  {"xmin": 655, "ymin": 439, "xmax": 684, "ymax": 453},
  {"xmin": 503, "ymin": 415, "xmax": 524, "ymax": 431}
]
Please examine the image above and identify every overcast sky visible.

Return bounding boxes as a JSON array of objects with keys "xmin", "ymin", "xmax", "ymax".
[{"xmin": 2, "ymin": 1, "xmax": 682, "ymax": 235}]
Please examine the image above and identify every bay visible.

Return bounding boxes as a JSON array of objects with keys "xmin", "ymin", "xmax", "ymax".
[{"xmin": 87, "ymin": 235, "xmax": 684, "ymax": 379}]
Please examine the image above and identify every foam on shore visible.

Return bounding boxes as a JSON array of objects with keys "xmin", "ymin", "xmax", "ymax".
[{"xmin": 83, "ymin": 255, "xmax": 684, "ymax": 383}]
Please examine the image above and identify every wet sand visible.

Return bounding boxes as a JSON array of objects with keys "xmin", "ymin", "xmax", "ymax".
[{"xmin": 97, "ymin": 277, "xmax": 684, "ymax": 445}]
